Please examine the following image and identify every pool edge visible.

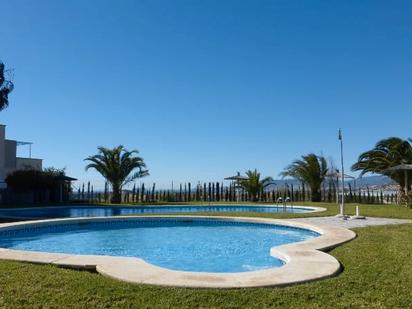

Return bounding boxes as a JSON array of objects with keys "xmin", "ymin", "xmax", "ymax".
[{"xmin": 0, "ymin": 215, "xmax": 355, "ymax": 288}]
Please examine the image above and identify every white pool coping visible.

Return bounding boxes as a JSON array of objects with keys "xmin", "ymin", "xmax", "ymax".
[{"xmin": 0, "ymin": 215, "xmax": 354, "ymax": 288}]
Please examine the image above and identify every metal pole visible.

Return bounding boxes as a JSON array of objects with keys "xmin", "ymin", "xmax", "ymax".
[
  {"xmin": 336, "ymin": 128, "xmax": 346, "ymax": 219},
  {"xmin": 339, "ymin": 129, "xmax": 345, "ymax": 217}
]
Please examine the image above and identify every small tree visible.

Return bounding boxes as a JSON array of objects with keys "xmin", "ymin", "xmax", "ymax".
[
  {"xmin": 85, "ymin": 146, "xmax": 148, "ymax": 204},
  {"xmin": 0, "ymin": 62, "xmax": 14, "ymax": 111},
  {"xmin": 280, "ymin": 154, "xmax": 328, "ymax": 202},
  {"xmin": 239, "ymin": 169, "xmax": 273, "ymax": 202}
]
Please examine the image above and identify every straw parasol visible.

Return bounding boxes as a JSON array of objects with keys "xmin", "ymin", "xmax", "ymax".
[
  {"xmin": 384, "ymin": 164, "xmax": 412, "ymax": 195},
  {"xmin": 224, "ymin": 172, "xmax": 249, "ymax": 201},
  {"xmin": 224, "ymin": 172, "xmax": 249, "ymax": 189},
  {"xmin": 224, "ymin": 172, "xmax": 249, "ymax": 182}
]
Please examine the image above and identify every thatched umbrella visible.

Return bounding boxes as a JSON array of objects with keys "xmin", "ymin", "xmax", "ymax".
[
  {"xmin": 385, "ymin": 164, "xmax": 412, "ymax": 196},
  {"xmin": 224, "ymin": 172, "xmax": 248, "ymax": 201},
  {"xmin": 54, "ymin": 174, "xmax": 77, "ymax": 203},
  {"xmin": 224, "ymin": 172, "xmax": 249, "ymax": 182},
  {"xmin": 224, "ymin": 172, "xmax": 248, "ymax": 189}
]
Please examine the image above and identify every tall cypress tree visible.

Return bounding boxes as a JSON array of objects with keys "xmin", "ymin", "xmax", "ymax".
[
  {"xmin": 221, "ymin": 183, "xmax": 224, "ymax": 201},
  {"xmin": 188, "ymin": 183, "xmax": 191, "ymax": 202},
  {"xmin": 348, "ymin": 183, "xmax": 353, "ymax": 203},
  {"xmin": 203, "ymin": 183, "xmax": 207, "ymax": 201},
  {"xmin": 151, "ymin": 183, "xmax": 156, "ymax": 202},
  {"xmin": 132, "ymin": 183, "xmax": 136, "ymax": 203},
  {"xmin": 141, "ymin": 183, "xmax": 145, "ymax": 202},
  {"xmin": 104, "ymin": 182, "xmax": 108, "ymax": 202},
  {"xmin": 212, "ymin": 183, "xmax": 215, "ymax": 201},
  {"xmin": 367, "ymin": 187, "xmax": 371, "ymax": 203},
  {"xmin": 195, "ymin": 183, "xmax": 200, "ymax": 201},
  {"xmin": 327, "ymin": 182, "xmax": 332, "ymax": 202}
]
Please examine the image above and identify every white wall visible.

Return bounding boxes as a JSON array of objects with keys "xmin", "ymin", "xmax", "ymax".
[{"xmin": 0, "ymin": 124, "xmax": 43, "ymax": 188}]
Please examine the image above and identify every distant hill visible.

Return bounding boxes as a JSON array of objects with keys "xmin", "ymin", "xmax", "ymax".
[
  {"xmin": 266, "ymin": 175, "xmax": 394, "ymax": 190},
  {"xmin": 354, "ymin": 175, "xmax": 394, "ymax": 187}
]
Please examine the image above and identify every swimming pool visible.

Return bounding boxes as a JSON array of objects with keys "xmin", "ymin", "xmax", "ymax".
[
  {"xmin": 0, "ymin": 204, "xmax": 320, "ymax": 220},
  {"xmin": 0, "ymin": 216, "xmax": 356, "ymax": 287},
  {"xmin": 0, "ymin": 217, "xmax": 319, "ymax": 272}
]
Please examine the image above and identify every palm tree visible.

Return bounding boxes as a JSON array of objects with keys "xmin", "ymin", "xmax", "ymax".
[
  {"xmin": 280, "ymin": 153, "xmax": 328, "ymax": 202},
  {"xmin": 85, "ymin": 146, "xmax": 149, "ymax": 203},
  {"xmin": 0, "ymin": 62, "xmax": 14, "ymax": 111},
  {"xmin": 352, "ymin": 137, "xmax": 412, "ymax": 193},
  {"xmin": 239, "ymin": 169, "xmax": 273, "ymax": 202}
]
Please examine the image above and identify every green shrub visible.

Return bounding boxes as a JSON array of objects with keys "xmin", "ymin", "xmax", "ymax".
[{"xmin": 5, "ymin": 168, "xmax": 65, "ymax": 192}]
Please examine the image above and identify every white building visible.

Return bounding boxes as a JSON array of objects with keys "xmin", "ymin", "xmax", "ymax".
[{"xmin": 0, "ymin": 124, "xmax": 42, "ymax": 188}]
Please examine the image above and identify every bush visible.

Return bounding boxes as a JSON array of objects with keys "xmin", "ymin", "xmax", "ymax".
[{"xmin": 6, "ymin": 168, "xmax": 65, "ymax": 192}]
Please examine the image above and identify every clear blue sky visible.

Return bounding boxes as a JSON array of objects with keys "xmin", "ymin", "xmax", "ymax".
[{"xmin": 1, "ymin": 0, "xmax": 411, "ymax": 190}]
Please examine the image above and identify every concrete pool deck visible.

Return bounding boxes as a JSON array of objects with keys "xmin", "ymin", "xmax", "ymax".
[
  {"xmin": 292, "ymin": 216, "xmax": 412, "ymax": 229},
  {"xmin": 0, "ymin": 215, "xmax": 356, "ymax": 288}
]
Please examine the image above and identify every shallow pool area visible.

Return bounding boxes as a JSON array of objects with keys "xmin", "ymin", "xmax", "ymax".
[
  {"xmin": 0, "ymin": 204, "xmax": 319, "ymax": 220},
  {"xmin": 0, "ymin": 217, "xmax": 319, "ymax": 272}
]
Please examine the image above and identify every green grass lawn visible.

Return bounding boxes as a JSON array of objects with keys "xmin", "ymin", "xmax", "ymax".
[
  {"xmin": 167, "ymin": 202, "xmax": 412, "ymax": 220},
  {"xmin": 112, "ymin": 201, "xmax": 412, "ymax": 220},
  {"xmin": 1, "ymin": 201, "xmax": 412, "ymax": 219},
  {"xmin": 0, "ymin": 202, "xmax": 411, "ymax": 308}
]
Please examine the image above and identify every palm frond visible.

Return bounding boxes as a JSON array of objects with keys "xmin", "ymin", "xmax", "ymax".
[
  {"xmin": 84, "ymin": 145, "xmax": 149, "ymax": 197},
  {"xmin": 351, "ymin": 137, "xmax": 412, "ymax": 188}
]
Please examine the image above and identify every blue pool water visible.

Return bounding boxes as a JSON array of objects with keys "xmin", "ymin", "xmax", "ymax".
[
  {"xmin": 0, "ymin": 218, "xmax": 319, "ymax": 272},
  {"xmin": 0, "ymin": 204, "xmax": 314, "ymax": 220}
]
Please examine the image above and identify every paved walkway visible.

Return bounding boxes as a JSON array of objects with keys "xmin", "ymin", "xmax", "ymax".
[{"xmin": 292, "ymin": 216, "xmax": 412, "ymax": 229}]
